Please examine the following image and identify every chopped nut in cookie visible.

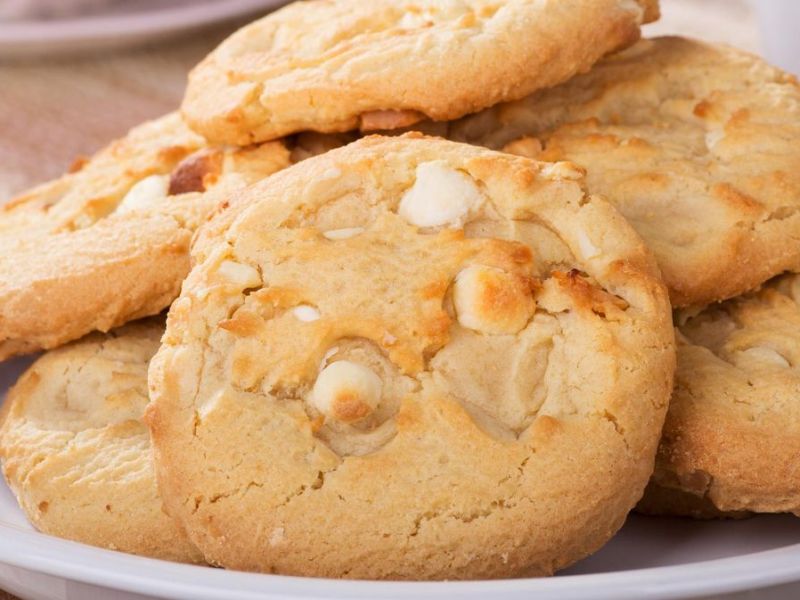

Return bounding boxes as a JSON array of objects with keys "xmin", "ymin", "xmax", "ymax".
[{"xmin": 168, "ymin": 148, "xmax": 224, "ymax": 195}]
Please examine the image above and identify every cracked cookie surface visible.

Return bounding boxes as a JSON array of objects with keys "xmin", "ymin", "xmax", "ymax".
[
  {"xmin": 447, "ymin": 36, "xmax": 800, "ymax": 308},
  {"xmin": 640, "ymin": 272, "xmax": 800, "ymax": 517},
  {"xmin": 146, "ymin": 135, "xmax": 674, "ymax": 579},
  {"xmin": 181, "ymin": 0, "xmax": 658, "ymax": 145},
  {"xmin": 0, "ymin": 318, "xmax": 203, "ymax": 563},
  {"xmin": 0, "ymin": 112, "xmax": 291, "ymax": 360}
]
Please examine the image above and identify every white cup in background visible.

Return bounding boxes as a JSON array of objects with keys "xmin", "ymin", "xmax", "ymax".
[{"xmin": 752, "ymin": 0, "xmax": 800, "ymax": 75}]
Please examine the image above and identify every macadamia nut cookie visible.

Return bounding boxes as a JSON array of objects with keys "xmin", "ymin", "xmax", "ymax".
[
  {"xmin": 181, "ymin": 0, "xmax": 658, "ymax": 145},
  {"xmin": 147, "ymin": 135, "xmax": 674, "ymax": 579},
  {"xmin": 0, "ymin": 112, "xmax": 290, "ymax": 360},
  {"xmin": 448, "ymin": 37, "xmax": 800, "ymax": 307},
  {"xmin": 641, "ymin": 273, "xmax": 800, "ymax": 517},
  {"xmin": 0, "ymin": 318, "xmax": 202, "ymax": 563}
]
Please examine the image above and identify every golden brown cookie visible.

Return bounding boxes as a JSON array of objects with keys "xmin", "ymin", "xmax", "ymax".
[
  {"xmin": 0, "ymin": 112, "xmax": 290, "ymax": 360},
  {"xmin": 643, "ymin": 273, "xmax": 800, "ymax": 517},
  {"xmin": 147, "ymin": 134, "xmax": 674, "ymax": 579},
  {"xmin": 182, "ymin": 0, "xmax": 658, "ymax": 145},
  {"xmin": 637, "ymin": 482, "xmax": 750, "ymax": 520},
  {"xmin": 448, "ymin": 37, "xmax": 800, "ymax": 307},
  {"xmin": 0, "ymin": 318, "xmax": 202, "ymax": 562}
]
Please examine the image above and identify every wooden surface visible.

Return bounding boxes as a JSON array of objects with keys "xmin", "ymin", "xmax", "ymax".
[
  {"xmin": 0, "ymin": 1, "xmax": 758, "ymax": 599},
  {"xmin": 0, "ymin": 25, "xmax": 233, "ymax": 202}
]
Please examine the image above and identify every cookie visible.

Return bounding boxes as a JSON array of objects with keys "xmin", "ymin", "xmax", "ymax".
[
  {"xmin": 0, "ymin": 318, "xmax": 202, "ymax": 562},
  {"xmin": 146, "ymin": 134, "xmax": 674, "ymax": 579},
  {"xmin": 0, "ymin": 112, "xmax": 290, "ymax": 360},
  {"xmin": 642, "ymin": 273, "xmax": 800, "ymax": 517},
  {"xmin": 637, "ymin": 482, "xmax": 750, "ymax": 520},
  {"xmin": 447, "ymin": 37, "xmax": 800, "ymax": 308},
  {"xmin": 181, "ymin": 0, "xmax": 659, "ymax": 145}
]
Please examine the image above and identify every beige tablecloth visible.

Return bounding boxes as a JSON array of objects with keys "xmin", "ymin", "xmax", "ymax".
[{"xmin": 0, "ymin": 1, "xmax": 759, "ymax": 598}]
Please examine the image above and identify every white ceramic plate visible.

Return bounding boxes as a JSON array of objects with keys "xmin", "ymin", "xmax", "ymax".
[
  {"xmin": 0, "ymin": 0, "xmax": 288, "ymax": 57},
  {"xmin": 1, "ymin": 355, "xmax": 800, "ymax": 600}
]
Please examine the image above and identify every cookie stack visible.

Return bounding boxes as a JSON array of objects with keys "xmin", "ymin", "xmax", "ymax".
[{"xmin": 0, "ymin": 0, "xmax": 798, "ymax": 580}]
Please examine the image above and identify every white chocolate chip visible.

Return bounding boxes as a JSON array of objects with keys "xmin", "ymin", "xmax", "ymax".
[
  {"xmin": 311, "ymin": 360, "xmax": 382, "ymax": 423},
  {"xmin": 292, "ymin": 304, "xmax": 320, "ymax": 322},
  {"xmin": 216, "ymin": 260, "xmax": 261, "ymax": 288},
  {"xmin": 705, "ymin": 129, "xmax": 725, "ymax": 151},
  {"xmin": 399, "ymin": 11, "xmax": 427, "ymax": 28},
  {"xmin": 116, "ymin": 174, "xmax": 169, "ymax": 214},
  {"xmin": 739, "ymin": 346, "xmax": 790, "ymax": 368},
  {"xmin": 453, "ymin": 265, "xmax": 535, "ymax": 335},
  {"xmin": 323, "ymin": 227, "xmax": 365, "ymax": 240},
  {"xmin": 540, "ymin": 161, "xmax": 584, "ymax": 181},
  {"xmin": 398, "ymin": 161, "xmax": 483, "ymax": 228},
  {"xmin": 576, "ymin": 229, "xmax": 601, "ymax": 260},
  {"xmin": 268, "ymin": 527, "xmax": 285, "ymax": 546},
  {"xmin": 321, "ymin": 167, "xmax": 342, "ymax": 180}
]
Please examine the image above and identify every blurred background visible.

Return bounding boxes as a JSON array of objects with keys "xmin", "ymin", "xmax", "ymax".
[{"xmin": 0, "ymin": 0, "xmax": 793, "ymax": 200}]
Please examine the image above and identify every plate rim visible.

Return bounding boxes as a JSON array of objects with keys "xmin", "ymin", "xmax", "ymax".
[
  {"xmin": 0, "ymin": 521, "xmax": 799, "ymax": 600},
  {"xmin": 0, "ymin": 0, "xmax": 287, "ymax": 43}
]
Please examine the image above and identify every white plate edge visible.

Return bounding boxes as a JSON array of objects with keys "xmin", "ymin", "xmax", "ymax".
[
  {"xmin": 0, "ymin": 0, "xmax": 286, "ymax": 42},
  {"xmin": 0, "ymin": 522, "xmax": 799, "ymax": 600}
]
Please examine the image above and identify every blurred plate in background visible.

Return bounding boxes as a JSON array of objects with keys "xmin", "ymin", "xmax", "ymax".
[{"xmin": 0, "ymin": 0, "xmax": 287, "ymax": 58}]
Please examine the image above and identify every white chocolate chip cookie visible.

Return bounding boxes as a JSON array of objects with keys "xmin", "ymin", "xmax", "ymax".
[
  {"xmin": 181, "ymin": 0, "xmax": 659, "ymax": 144},
  {"xmin": 147, "ymin": 135, "xmax": 674, "ymax": 579},
  {"xmin": 0, "ymin": 318, "xmax": 203, "ymax": 562},
  {"xmin": 448, "ymin": 37, "xmax": 800, "ymax": 308},
  {"xmin": 639, "ymin": 273, "xmax": 800, "ymax": 518},
  {"xmin": 0, "ymin": 112, "xmax": 291, "ymax": 360}
]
